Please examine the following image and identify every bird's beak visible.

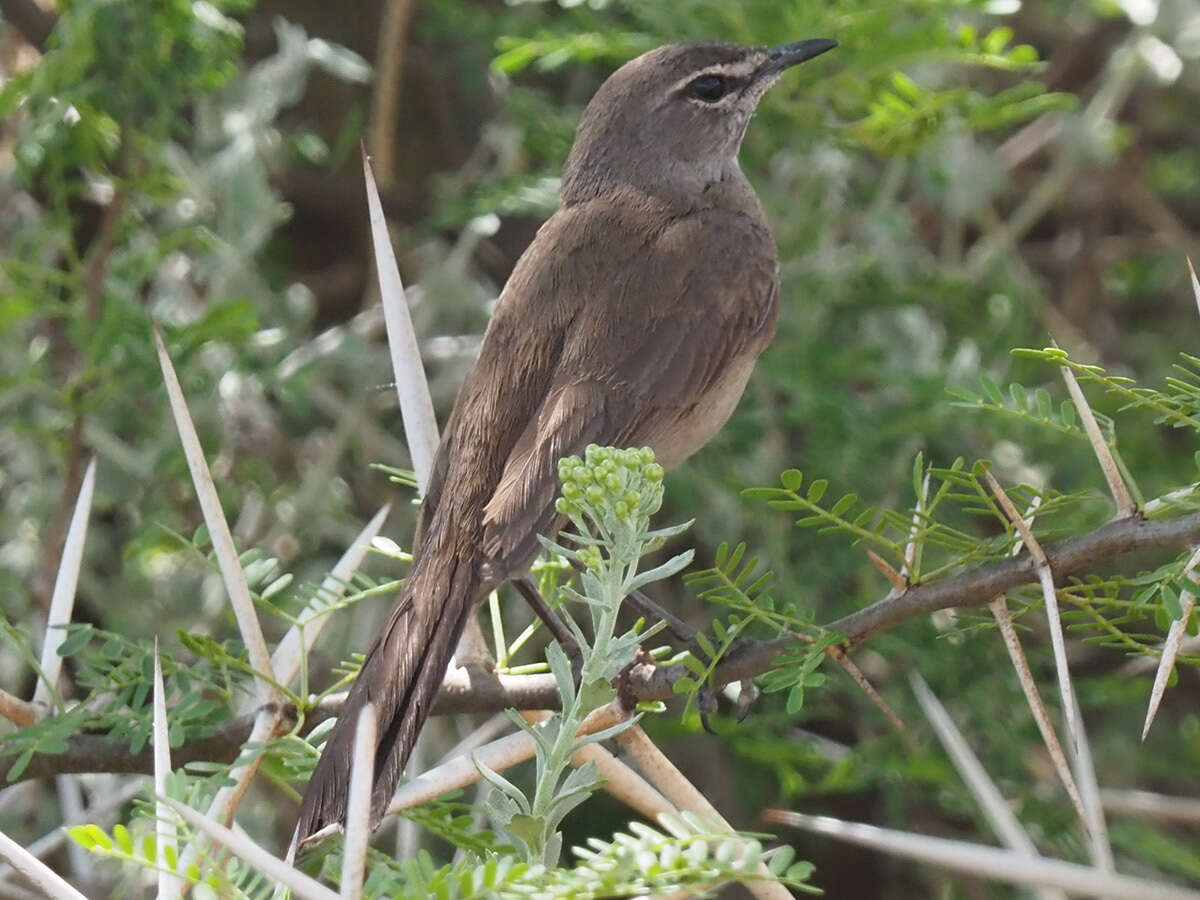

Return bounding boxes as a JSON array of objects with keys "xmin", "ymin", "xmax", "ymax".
[{"xmin": 759, "ymin": 38, "xmax": 838, "ymax": 78}]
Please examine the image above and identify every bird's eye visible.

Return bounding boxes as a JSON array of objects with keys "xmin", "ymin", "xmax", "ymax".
[{"xmin": 687, "ymin": 74, "xmax": 729, "ymax": 103}]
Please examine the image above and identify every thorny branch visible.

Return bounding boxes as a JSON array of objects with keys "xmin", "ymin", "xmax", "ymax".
[{"xmin": 6, "ymin": 508, "xmax": 1200, "ymax": 784}]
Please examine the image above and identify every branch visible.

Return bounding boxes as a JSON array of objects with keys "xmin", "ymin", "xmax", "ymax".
[{"xmin": 7, "ymin": 510, "xmax": 1200, "ymax": 784}]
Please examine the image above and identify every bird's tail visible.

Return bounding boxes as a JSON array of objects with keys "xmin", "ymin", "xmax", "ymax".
[{"xmin": 296, "ymin": 538, "xmax": 481, "ymax": 842}]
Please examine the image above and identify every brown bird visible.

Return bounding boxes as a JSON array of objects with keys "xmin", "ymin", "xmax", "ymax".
[{"xmin": 297, "ymin": 36, "xmax": 837, "ymax": 841}]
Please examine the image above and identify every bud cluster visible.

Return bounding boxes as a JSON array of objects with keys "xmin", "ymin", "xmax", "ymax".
[{"xmin": 554, "ymin": 445, "xmax": 665, "ymax": 550}]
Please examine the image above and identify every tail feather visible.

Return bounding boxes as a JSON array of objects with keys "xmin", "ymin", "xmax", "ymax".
[{"xmin": 296, "ymin": 543, "xmax": 481, "ymax": 842}]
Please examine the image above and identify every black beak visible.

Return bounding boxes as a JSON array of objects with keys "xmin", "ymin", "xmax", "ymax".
[{"xmin": 760, "ymin": 38, "xmax": 838, "ymax": 77}]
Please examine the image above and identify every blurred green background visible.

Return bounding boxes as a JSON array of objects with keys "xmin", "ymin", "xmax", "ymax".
[{"xmin": 2, "ymin": 0, "xmax": 1199, "ymax": 895}]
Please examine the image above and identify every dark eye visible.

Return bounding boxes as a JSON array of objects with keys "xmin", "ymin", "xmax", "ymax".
[{"xmin": 687, "ymin": 74, "xmax": 729, "ymax": 103}]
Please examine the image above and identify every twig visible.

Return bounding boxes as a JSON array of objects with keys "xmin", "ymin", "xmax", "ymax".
[
  {"xmin": 865, "ymin": 549, "xmax": 906, "ymax": 592},
  {"xmin": 0, "ymin": 829, "xmax": 86, "ymax": 900},
  {"xmin": 519, "ymin": 711, "xmax": 676, "ymax": 824},
  {"xmin": 0, "ymin": 779, "xmax": 141, "ymax": 887},
  {"xmin": 766, "ymin": 810, "xmax": 1200, "ymax": 900},
  {"xmin": 988, "ymin": 597, "xmax": 1086, "ymax": 826},
  {"xmin": 983, "ymin": 494, "xmax": 1079, "ymax": 805},
  {"xmin": 386, "ymin": 701, "xmax": 630, "ymax": 816},
  {"xmin": 14, "ymin": 511, "xmax": 1200, "ymax": 784},
  {"xmin": 615, "ymin": 725, "xmax": 792, "ymax": 900},
  {"xmin": 909, "ymin": 672, "xmax": 1067, "ymax": 900},
  {"xmin": 1067, "ymin": 696, "xmax": 1112, "ymax": 875},
  {"xmin": 983, "ymin": 471, "xmax": 1082, "ymax": 765},
  {"xmin": 0, "ymin": 691, "xmax": 38, "ymax": 729},
  {"xmin": 165, "ymin": 799, "xmax": 340, "ymax": 900},
  {"xmin": 366, "ymin": 0, "xmax": 417, "ymax": 187},
  {"xmin": 1100, "ymin": 789, "xmax": 1200, "ymax": 825},
  {"xmin": 176, "ymin": 708, "xmax": 287, "ymax": 875},
  {"xmin": 825, "ymin": 646, "xmax": 905, "ymax": 731}
]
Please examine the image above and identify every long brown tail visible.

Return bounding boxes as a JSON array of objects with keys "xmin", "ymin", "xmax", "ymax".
[{"xmin": 296, "ymin": 538, "xmax": 481, "ymax": 842}]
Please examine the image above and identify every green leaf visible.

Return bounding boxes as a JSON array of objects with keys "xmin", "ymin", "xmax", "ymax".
[
  {"xmin": 983, "ymin": 26, "xmax": 1014, "ymax": 54},
  {"xmin": 57, "ymin": 624, "xmax": 94, "ymax": 657},
  {"xmin": 830, "ymin": 493, "xmax": 858, "ymax": 517},
  {"xmin": 1061, "ymin": 400, "xmax": 1077, "ymax": 428},
  {"xmin": 1162, "ymin": 585, "xmax": 1184, "ymax": 620},
  {"xmin": 806, "ymin": 479, "xmax": 828, "ymax": 504},
  {"xmin": 113, "ymin": 823, "xmax": 133, "ymax": 854},
  {"xmin": 785, "ymin": 683, "xmax": 806, "ymax": 714},
  {"xmin": 672, "ymin": 677, "xmax": 698, "ymax": 695},
  {"xmin": 1009, "ymin": 382, "xmax": 1027, "ymax": 410},
  {"xmin": 780, "ymin": 469, "xmax": 803, "ymax": 491},
  {"xmin": 981, "ymin": 375, "xmax": 1004, "ymax": 405}
]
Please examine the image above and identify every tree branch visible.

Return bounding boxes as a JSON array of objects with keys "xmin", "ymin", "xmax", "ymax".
[{"xmin": 7, "ymin": 510, "xmax": 1200, "ymax": 784}]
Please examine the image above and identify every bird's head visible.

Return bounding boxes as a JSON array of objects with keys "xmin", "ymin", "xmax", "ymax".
[{"xmin": 561, "ymin": 38, "xmax": 837, "ymax": 204}]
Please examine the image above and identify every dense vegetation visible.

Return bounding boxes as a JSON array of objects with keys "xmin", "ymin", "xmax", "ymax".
[{"xmin": 2, "ymin": 0, "xmax": 1199, "ymax": 896}]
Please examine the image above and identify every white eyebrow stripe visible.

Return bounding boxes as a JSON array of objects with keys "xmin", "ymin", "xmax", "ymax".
[{"xmin": 668, "ymin": 58, "xmax": 762, "ymax": 96}]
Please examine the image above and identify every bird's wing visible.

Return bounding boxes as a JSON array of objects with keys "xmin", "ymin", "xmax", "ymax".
[{"xmin": 479, "ymin": 195, "xmax": 780, "ymax": 571}]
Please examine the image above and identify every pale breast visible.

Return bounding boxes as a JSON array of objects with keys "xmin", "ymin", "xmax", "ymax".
[{"xmin": 650, "ymin": 348, "xmax": 760, "ymax": 469}]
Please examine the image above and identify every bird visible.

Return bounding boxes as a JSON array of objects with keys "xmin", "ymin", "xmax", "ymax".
[{"xmin": 297, "ymin": 36, "xmax": 837, "ymax": 842}]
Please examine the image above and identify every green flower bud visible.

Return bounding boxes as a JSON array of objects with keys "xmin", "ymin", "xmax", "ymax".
[
  {"xmin": 614, "ymin": 501, "xmax": 629, "ymax": 518},
  {"xmin": 644, "ymin": 462, "xmax": 665, "ymax": 482},
  {"xmin": 586, "ymin": 485, "xmax": 605, "ymax": 504},
  {"xmin": 605, "ymin": 474, "xmax": 622, "ymax": 493},
  {"xmin": 574, "ymin": 465, "xmax": 592, "ymax": 483},
  {"xmin": 562, "ymin": 482, "xmax": 582, "ymax": 500}
]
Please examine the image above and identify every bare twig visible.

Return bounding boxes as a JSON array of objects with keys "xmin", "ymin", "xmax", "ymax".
[
  {"xmin": 1067, "ymin": 696, "xmax": 1113, "ymax": 875},
  {"xmin": 165, "ymin": 799, "xmax": 340, "ymax": 900},
  {"xmin": 0, "ymin": 691, "xmax": 38, "ymax": 729},
  {"xmin": 366, "ymin": 0, "xmax": 418, "ymax": 186},
  {"xmin": 766, "ymin": 810, "xmax": 1200, "ymax": 900},
  {"xmin": 865, "ymin": 549, "xmax": 906, "ymax": 592},
  {"xmin": 988, "ymin": 597, "xmax": 1086, "ymax": 825},
  {"xmin": 386, "ymin": 701, "xmax": 629, "ymax": 816},
  {"xmin": 825, "ymin": 646, "xmax": 905, "ymax": 731},
  {"xmin": 909, "ymin": 672, "xmax": 1067, "ymax": 900},
  {"xmin": 615, "ymin": 725, "xmax": 791, "ymax": 900},
  {"xmin": 983, "ymin": 471, "xmax": 1082, "ymax": 757},
  {"xmin": 1100, "ymin": 789, "xmax": 1200, "ymax": 825},
  {"xmin": 0, "ymin": 830, "xmax": 86, "ymax": 900}
]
